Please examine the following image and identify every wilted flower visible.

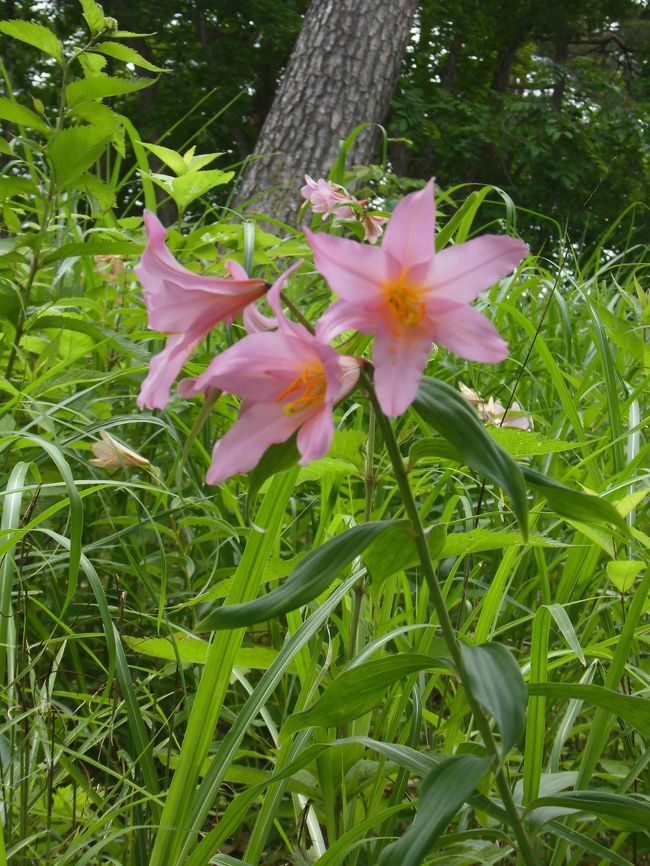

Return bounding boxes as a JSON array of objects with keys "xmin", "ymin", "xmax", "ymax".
[
  {"xmin": 179, "ymin": 267, "xmax": 361, "ymax": 484},
  {"xmin": 136, "ymin": 210, "xmax": 266, "ymax": 410},
  {"xmin": 306, "ymin": 180, "xmax": 528, "ymax": 417},
  {"xmin": 94, "ymin": 254, "xmax": 125, "ymax": 284},
  {"xmin": 90, "ymin": 431, "xmax": 150, "ymax": 469},
  {"xmin": 458, "ymin": 382, "xmax": 531, "ymax": 429}
]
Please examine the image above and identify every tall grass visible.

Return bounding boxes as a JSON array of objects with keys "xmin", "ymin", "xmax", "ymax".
[{"xmin": 0, "ymin": 7, "xmax": 649, "ymax": 866}]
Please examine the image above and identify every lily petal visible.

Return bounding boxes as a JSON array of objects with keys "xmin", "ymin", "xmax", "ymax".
[
  {"xmin": 431, "ymin": 304, "xmax": 508, "ymax": 363},
  {"xmin": 316, "ymin": 299, "xmax": 383, "ymax": 343},
  {"xmin": 432, "ymin": 235, "xmax": 528, "ymax": 303},
  {"xmin": 304, "ymin": 228, "xmax": 388, "ymax": 304},
  {"xmin": 373, "ymin": 327, "xmax": 434, "ymax": 417},
  {"xmin": 179, "ymin": 331, "xmax": 319, "ymax": 401},
  {"xmin": 137, "ymin": 331, "xmax": 202, "ymax": 410},
  {"xmin": 382, "ymin": 179, "xmax": 435, "ymax": 269},
  {"xmin": 206, "ymin": 403, "xmax": 302, "ymax": 484},
  {"xmin": 296, "ymin": 405, "xmax": 335, "ymax": 463}
]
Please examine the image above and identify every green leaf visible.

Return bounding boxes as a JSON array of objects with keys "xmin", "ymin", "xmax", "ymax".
[
  {"xmin": 73, "ymin": 173, "xmax": 116, "ymax": 209},
  {"xmin": 153, "ymin": 169, "xmax": 235, "ymax": 211},
  {"xmin": 460, "ymin": 642, "xmax": 526, "ymax": 756},
  {"xmin": 378, "ymin": 755, "xmax": 492, "ymax": 866},
  {"xmin": 246, "ymin": 436, "xmax": 300, "ymax": 510},
  {"xmin": 0, "ymin": 96, "xmax": 50, "ymax": 134},
  {"xmin": 66, "ymin": 74, "xmax": 152, "ymax": 106},
  {"xmin": 364, "ymin": 521, "xmax": 446, "ymax": 584},
  {"xmin": 142, "ymin": 141, "xmax": 189, "ymax": 175},
  {"xmin": 529, "ymin": 790, "xmax": 650, "ymax": 831},
  {"xmin": 78, "ymin": 51, "xmax": 107, "ymax": 75},
  {"xmin": 0, "ymin": 176, "xmax": 39, "ymax": 200},
  {"xmin": 79, "ymin": 0, "xmax": 105, "ymax": 34},
  {"xmin": 596, "ymin": 303, "xmax": 647, "ymax": 364},
  {"xmin": 521, "ymin": 466, "xmax": 627, "ymax": 530},
  {"xmin": 413, "ymin": 377, "xmax": 528, "ymax": 536},
  {"xmin": 489, "ymin": 427, "xmax": 577, "ymax": 457},
  {"xmin": 0, "ymin": 20, "xmax": 62, "ymax": 62},
  {"xmin": 123, "ymin": 634, "xmax": 295, "ymax": 673},
  {"xmin": 47, "ymin": 124, "xmax": 116, "ymax": 188},
  {"xmin": 95, "ymin": 41, "xmax": 164, "ymax": 72},
  {"xmin": 69, "ymin": 100, "xmax": 122, "ymax": 128},
  {"xmin": 282, "ymin": 653, "xmax": 450, "ymax": 737},
  {"xmin": 606, "ymin": 560, "xmax": 645, "ymax": 593},
  {"xmin": 0, "ymin": 283, "xmax": 20, "ymax": 323},
  {"xmin": 195, "ymin": 521, "xmax": 393, "ymax": 632},
  {"xmin": 364, "ymin": 523, "xmax": 557, "ymax": 583},
  {"xmin": 527, "ymin": 682, "xmax": 650, "ymax": 737}
]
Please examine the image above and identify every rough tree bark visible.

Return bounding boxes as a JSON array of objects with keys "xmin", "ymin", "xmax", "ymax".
[{"xmin": 235, "ymin": 0, "xmax": 419, "ymax": 224}]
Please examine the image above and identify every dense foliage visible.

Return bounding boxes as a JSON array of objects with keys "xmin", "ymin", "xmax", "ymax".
[
  {"xmin": 3, "ymin": 0, "xmax": 648, "ymax": 245},
  {"xmin": 0, "ymin": 3, "xmax": 648, "ymax": 866}
]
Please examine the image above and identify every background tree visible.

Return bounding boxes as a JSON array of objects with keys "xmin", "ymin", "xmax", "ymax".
[{"xmin": 234, "ymin": 0, "xmax": 419, "ymax": 223}]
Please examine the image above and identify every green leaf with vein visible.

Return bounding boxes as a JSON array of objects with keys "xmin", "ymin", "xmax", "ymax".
[
  {"xmin": 364, "ymin": 522, "xmax": 557, "ymax": 584},
  {"xmin": 66, "ymin": 74, "xmax": 151, "ymax": 106},
  {"xmin": 282, "ymin": 653, "xmax": 451, "ymax": 738},
  {"xmin": 522, "ymin": 466, "xmax": 627, "ymax": 530},
  {"xmin": 378, "ymin": 755, "xmax": 492, "ymax": 866},
  {"xmin": 123, "ymin": 634, "xmax": 297, "ymax": 673},
  {"xmin": 0, "ymin": 97, "xmax": 50, "ymax": 134},
  {"xmin": 0, "ymin": 19, "xmax": 62, "ymax": 61},
  {"xmin": 0, "ymin": 177, "xmax": 40, "ymax": 200},
  {"xmin": 152, "ymin": 169, "xmax": 235, "ymax": 210},
  {"xmin": 196, "ymin": 521, "xmax": 393, "ymax": 631},
  {"xmin": 141, "ymin": 141, "xmax": 189, "ymax": 175},
  {"xmin": 489, "ymin": 427, "xmax": 577, "ymax": 456},
  {"xmin": 94, "ymin": 41, "xmax": 164, "ymax": 72},
  {"xmin": 79, "ymin": 0, "xmax": 105, "ymax": 34},
  {"xmin": 527, "ymin": 682, "xmax": 650, "ymax": 737},
  {"xmin": 606, "ymin": 560, "xmax": 645, "ymax": 593},
  {"xmin": 413, "ymin": 377, "xmax": 528, "ymax": 536},
  {"xmin": 529, "ymin": 790, "xmax": 650, "ymax": 831},
  {"xmin": 460, "ymin": 642, "xmax": 527, "ymax": 756},
  {"xmin": 48, "ymin": 124, "xmax": 116, "ymax": 188}
]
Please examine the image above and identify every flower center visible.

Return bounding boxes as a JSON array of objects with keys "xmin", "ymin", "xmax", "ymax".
[
  {"xmin": 384, "ymin": 283, "xmax": 425, "ymax": 327},
  {"xmin": 275, "ymin": 368, "xmax": 327, "ymax": 415}
]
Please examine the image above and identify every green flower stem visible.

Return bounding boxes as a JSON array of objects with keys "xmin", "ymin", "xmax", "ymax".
[
  {"xmin": 348, "ymin": 404, "xmax": 376, "ymax": 661},
  {"xmin": 364, "ymin": 374, "xmax": 537, "ymax": 866}
]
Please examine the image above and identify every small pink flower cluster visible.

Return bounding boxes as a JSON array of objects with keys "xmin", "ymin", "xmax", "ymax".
[
  {"xmin": 135, "ymin": 181, "xmax": 528, "ymax": 483},
  {"xmin": 300, "ymin": 175, "xmax": 388, "ymax": 244}
]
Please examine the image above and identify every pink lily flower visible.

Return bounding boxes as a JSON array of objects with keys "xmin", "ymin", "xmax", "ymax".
[
  {"xmin": 305, "ymin": 180, "xmax": 528, "ymax": 417},
  {"xmin": 300, "ymin": 174, "xmax": 355, "ymax": 220},
  {"xmin": 179, "ymin": 268, "xmax": 361, "ymax": 484},
  {"xmin": 135, "ymin": 210, "xmax": 266, "ymax": 410}
]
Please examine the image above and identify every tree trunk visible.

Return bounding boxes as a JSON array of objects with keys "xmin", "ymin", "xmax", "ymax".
[{"xmin": 235, "ymin": 0, "xmax": 418, "ymax": 224}]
